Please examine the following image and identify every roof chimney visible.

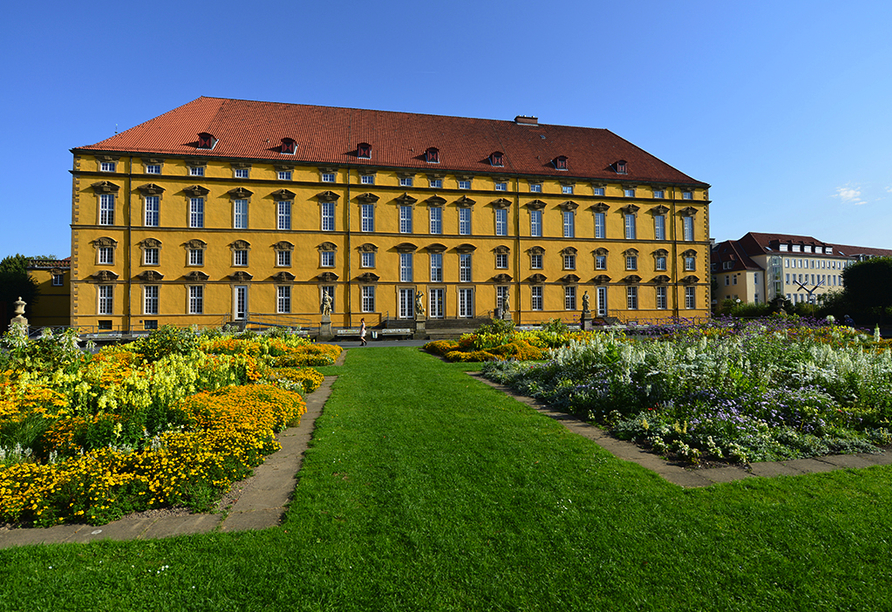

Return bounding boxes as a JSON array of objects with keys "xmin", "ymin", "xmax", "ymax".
[{"xmin": 515, "ymin": 115, "xmax": 538, "ymax": 126}]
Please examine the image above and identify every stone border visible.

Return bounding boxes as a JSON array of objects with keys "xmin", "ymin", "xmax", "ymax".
[
  {"xmin": 468, "ymin": 372, "xmax": 892, "ymax": 488},
  {"xmin": 0, "ymin": 375, "xmax": 337, "ymax": 549}
]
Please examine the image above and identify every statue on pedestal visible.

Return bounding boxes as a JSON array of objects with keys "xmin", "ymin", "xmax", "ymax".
[
  {"xmin": 582, "ymin": 290, "xmax": 590, "ymax": 313},
  {"xmin": 321, "ymin": 291, "xmax": 332, "ymax": 316},
  {"xmin": 414, "ymin": 290, "xmax": 425, "ymax": 318}
]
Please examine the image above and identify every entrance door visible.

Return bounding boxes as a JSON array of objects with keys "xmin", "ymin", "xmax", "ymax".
[
  {"xmin": 234, "ymin": 286, "xmax": 248, "ymax": 320},
  {"xmin": 596, "ymin": 286, "xmax": 607, "ymax": 317},
  {"xmin": 429, "ymin": 288, "xmax": 444, "ymax": 319},
  {"xmin": 458, "ymin": 288, "xmax": 474, "ymax": 318},
  {"xmin": 398, "ymin": 288, "xmax": 414, "ymax": 319}
]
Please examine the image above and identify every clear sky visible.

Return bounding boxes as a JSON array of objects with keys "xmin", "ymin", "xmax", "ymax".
[{"xmin": 2, "ymin": 0, "xmax": 890, "ymax": 258}]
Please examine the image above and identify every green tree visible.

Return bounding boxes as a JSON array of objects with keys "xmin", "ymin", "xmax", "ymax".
[
  {"xmin": 819, "ymin": 257, "xmax": 892, "ymax": 326},
  {"xmin": 0, "ymin": 254, "xmax": 39, "ymax": 322}
]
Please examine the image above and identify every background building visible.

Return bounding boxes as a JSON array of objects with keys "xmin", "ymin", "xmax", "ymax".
[
  {"xmin": 70, "ymin": 97, "xmax": 711, "ymax": 332},
  {"xmin": 711, "ymin": 232, "xmax": 892, "ymax": 307}
]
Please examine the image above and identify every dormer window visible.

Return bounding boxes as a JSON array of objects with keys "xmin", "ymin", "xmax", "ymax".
[
  {"xmin": 281, "ymin": 138, "xmax": 296, "ymax": 154},
  {"xmin": 553, "ymin": 156, "xmax": 568, "ymax": 170},
  {"xmin": 197, "ymin": 132, "xmax": 216, "ymax": 150},
  {"xmin": 425, "ymin": 147, "xmax": 440, "ymax": 163},
  {"xmin": 490, "ymin": 151, "xmax": 504, "ymax": 167},
  {"xmin": 357, "ymin": 142, "xmax": 372, "ymax": 159},
  {"xmin": 615, "ymin": 160, "xmax": 628, "ymax": 174}
]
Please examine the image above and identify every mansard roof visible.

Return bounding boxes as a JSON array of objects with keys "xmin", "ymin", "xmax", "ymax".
[{"xmin": 74, "ymin": 97, "xmax": 707, "ymax": 187}]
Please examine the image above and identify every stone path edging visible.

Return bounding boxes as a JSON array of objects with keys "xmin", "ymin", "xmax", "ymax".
[
  {"xmin": 0, "ymin": 375, "xmax": 337, "ymax": 549},
  {"xmin": 468, "ymin": 372, "xmax": 892, "ymax": 488}
]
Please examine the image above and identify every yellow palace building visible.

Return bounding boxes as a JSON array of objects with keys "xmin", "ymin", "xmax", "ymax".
[{"xmin": 70, "ymin": 97, "xmax": 711, "ymax": 332}]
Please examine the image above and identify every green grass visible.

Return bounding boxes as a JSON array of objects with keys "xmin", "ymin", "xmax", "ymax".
[{"xmin": 2, "ymin": 347, "xmax": 891, "ymax": 611}]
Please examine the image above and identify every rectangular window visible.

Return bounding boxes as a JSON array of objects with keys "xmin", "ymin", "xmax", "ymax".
[
  {"xmin": 562, "ymin": 185, "xmax": 574, "ymax": 195},
  {"xmin": 146, "ymin": 164, "xmax": 161, "ymax": 175},
  {"xmin": 564, "ymin": 254, "xmax": 576, "ymax": 270},
  {"xmin": 277, "ymin": 286, "xmax": 291, "ymax": 314},
  {"xmin": 144, "ymin": 196, "xmax": 159, "ymax": 227},
  {"xmin": 98, "ymin": 285, "xmax": 114, "ymax": 315},
  {"xmin": 234, "ymin": 168, "xmax": 249, "ymax": 179},
  {"xmin": 233, "ymin": 250, "xmax": 248, "ymax": 266},
  {"xmin": 399, "ymin": 177, "xmax": 413, "ymax": 187},
  {"xmin": 624, "ymin": 214, "xmax": 636, "ymax": 239},
  {"xmin": 98, "ymin": 246, "xmax": 114, "ymax": 265},
  {"xmin": 52, "ymin": 274, "xmax": 64, "ymax": 286},
  {"xmin": 459, "ymin": 253, "xmax": 472, "ymax": 282},
  {"xmin": 530, "ymin": 210, "xmax": 542, "ymax": 237},
  {"xmin": 495, "ymin": 182, "xmax": 507, "ymax": 191},
  {"xmin": 190, "ymin": 198, "xmax": 204, "ymax": 228},
  {"xmin": 143, "ymin": 285, "xmax": 159, "ymax": 315},
  {"xmin": 189, "ymin": 249, "xmax": 204, "ymax": 266},
  {"xmin": 429, "ymin": 207, "xmax": 442, "ymax": 234},
  {"xmin": 361, "ymin": 203, "xmax": 375, "ymax": 232},
  {"xmin": 144, "ymin": 248, "xmax": 159, "ymax": 265},
  {"xmin": 278, "ymin": 170, "xmax": 292, "ymax": 180},
  {"xmin": 597, "ymin": 286, "xmax": 608, "ymax": 316},
  {"xmin": 400, "ymin": 252, "xmax": 413, "ymax": 282},
  {"xmin": 459, "ymin": 208, "xmax": 471, "ymax": 235},
  {"xmin": 656, "ymin": 286, "xmax": 667, "ymax": 310},
  {"xmin": 360, "ymin": 174, "xmax": 375, "ymax": 185},
  {"xmin": 497, "ymin": 286, "xmax": 509, "ymax": 311},
  {"xmin": 190, "ymin": 166, "xmax": 205, "ymax": 177},
  {"xmin": 430, "ymin": 252, "xmax": 443, "ymax": 282},
  {"xmin": 398, "ymin": 288, "xmax": 415, "ymax": 319},
  {"xmin": 320, "ymin": 251, "xmax": 335, "ymax": 267},
  {"xmin": 627, "ymin": 286, "xmax": 638, "ymax": 310},
  {"xmin": 495, "ymin": 208, "xmax": 507, "ymax": 236},
  {"xmin": 144, "ymin": 320, "xmax": 158, "ymax": 330},
  {"xmin": 458, "ymin": 288, "xmax": 474, "ymax": 318},
  {"xmin": 656, "ymin": 256, "xmax": 667, "ymax": 271},
  {"xmin": 595, "ymin": 255, "xmax": 607, "ymax": 270},
  {"xmin": 682, "ymin": 191, "xmax": 693, "ymax": 200},
  {"xmin": 429, "ymin": 178, "xmax": 442, "ymax": 188},
  {"xmin": 594, "ymin": 212, "xmax": 606, "ymax": 239},
  {"xmin": 685, "ymin": 255, "xmax": 696, "ymax": 271},
  {"xmin": 654, "ymin": 215, "xmax": 666, "ymax": 240},
  {"xmin": 564, "ymin": 286, "xmax": 577, "ymax": 310},
  {"xmin": 529, "ymin": 183, "xmax": 542, "ymax": 193},
  {"xmin": 233, "ymin": 199, "xmax": 248, "ymax": 229},
  {"xmin": 429, "ymin": 288, "xmax": 444, "ymax": 319},
  {"xmin": 593, "ymin": 187, "xmax": 605, "ymax": 196},
  {"xmin": 361, "ymin": 251, "xmax": 375, "ymax": 268},
  {"xmin": 626, "ymin": 255, "xmax": 637, "ymax": 270},
  {"xmin": 99, "ymin": 194, "xmax": 115, "ymax": 225},
  {"xmin": 189, "ymin": 286, "xmax": 203, "ymax": 314},
  {"xmin": 530, "ymin": 253, "xmax": 543, "ymax": 269},
  {"xmin": 400, "ymin": 206, "xmax": 413, "ymax": 234},
  {"xmin": 495, "ymin": 252, "xmax": 508, "ymax": 269},
  {"xmin": 683, "ymin": 217, "xmax": 695, "ymax": 241},
  {"xmin": 100, "ymin": 161, "xmax": 116, "ymax": 172},
  {"xmin": 653, "ymin": 189, "xmax": 665, "ymax": 199},
  {"xmin": 531, "ymin": 286, "xmax": 543, "ymax": 311},
  {"xmin": 321, "ymin": 172, "xmax": 335, "ymax": 183},
  {"xmin": 563, "ymin": 211, "xmax": 575, "ymax": 238},
  {"xmin": 320, "ymin": 201, "xmax": 335, "ymax": 231},
  {"xmin": 277, "ymin": 250, "xmax": 291, "ymax": 267},
  {"xmin": 685, "ymin": 286, "xmax": 696, "ymax": 309},
  {"xmin": 361, "ymin": 286, "xmax": 375, "ymax": 312},
  {"xmin": 624, "ymin": 188, "xmax": 635, "ymax": 197},
  {"xmin": 458, "ymin": 179, "xmax": 471, "ymax": 190},
  {"xmin": 277, "ymin": 201, "xmax": 292, "ymax": 230}
]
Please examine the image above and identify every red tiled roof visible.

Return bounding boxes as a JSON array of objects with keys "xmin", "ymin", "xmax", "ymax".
[
  {"xmin": 711, "ymin": 240, "xmax": 761, "ymax": 271},
  {"xmin": 832, "ymin": 243, "xmax": 892, "ymax": 258},
  {"xmin": 28, "ymin": 257, "xmax": 71, "ymax": 269},
  {"xmin": 74, "ymin": 97, "xmax": 707, "ymax": 186}
]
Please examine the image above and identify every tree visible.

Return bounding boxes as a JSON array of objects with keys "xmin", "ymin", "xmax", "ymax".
[
  {"xmin": 819, "ymin": 257, "xmax": 892, "ymax": 326},
  {"xmin": 0, "ymin": 254, "xmax": 39, "ymax": 323}
]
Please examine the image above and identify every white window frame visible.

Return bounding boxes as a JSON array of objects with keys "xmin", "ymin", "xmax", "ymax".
[
  {"xmin": 457, "ymin": 179, "xmax": 471, "ymax": 190},
  {"xmin": 144, "ymin": 196, "xmax": 159, "ymax": 227},
  {"xmin": 595, "ymin": 254, "xmax": 607, "ymax": 270},
  {"xmin": 683, "ymin": 216, "xmax": 695, "ymax": 241},
  {"xmin": 459, "ymin": 253, "xmax": 472, "ymax": 282},
  {"xmin": 360, "ymin": 174, "xmax": 375, "ymax": 185},
  {"xmin": 654, "ymin": 215, "xmax": 666, "ymax": 240},
  {"xmin": 320, "ymin": 201, "xmax": 335, "ymax": 231},
  {"xmin": 189, "ymin": 248, "xmax": 204, "ymax": 266},
  {"xmin": 189, "ymin": 285, "xmax": 204, "ymax": 314},
  {"xmin": 361, "ymin": 285, "xmax": 376, "ymax": 313},
  {"xmin": 98, "ymin": 285, "xmax": 114, "ymax": 315},
  {"xmin": 531, "ymin": 286, "xmax": 543, "ymax": 311},
  {"xmin": 563, "ymin": 211, "xmax": 575, "ymax": 238},
  {"xmin": 624, "ymin": 213, "xmax": 636, "ymax": 240},
  {"xmin": 276, "ymin": 250, "xmax": 291, "ymax": 267},
  {"xmin": 361, "ymin": 203, "xmax": 375, "ymax": 232},
  {"xmin": 495, "ymin": 182, "xmax": 507, "ymax": 191},
  {"xmin": 530, "ymin": 253, "xmax": 543, "ymax": 270},
  {"xmin": 320, "ymin": 251, "xmax": 335, "ymax": 268},
  {"xmin": 627, "ymin": 286, "xmax": 638, "ymax": 310},
  {"xmin": 399, "ymin": 177, "xmax": 414, "ymax": 187},
  {"xmin": 190, "ymin": 197, "xmax": 204, "ymax": 228},
  {"xmin": 361, "ymin": 251, "xmax": 375, "ymax": 268},
  {"xmin": 529, "ymin": 183, "xmax": 542, "ymax": 193},
  {"xmin": 98, "ymin": 246, "xmax": 114, "ymax": 265},
  {"xmin": 278, "ymin": 170, "xmax": 292, "ymax": 181},
  {"xmin": 430, "ymin": 253, "xmax": 443, "ymax": 282},
  {"xmin": 564, "ymin": 286, "xmax": 577, "ymax": 311},
  {"xmin": 146, "ymin": 164, "xmax": 161, "ymax": 175},
  {"xmin": 234, "ymin": 168, "xmax": 249, "ymax": 179},
  {"xmin": 277, "ymin": 286, "xmax": 291, "ymax": 314},
  {"xmin": 594, "ymin": 212, "xmax": 606, "ymax": 239},
  {"xmin": 233, "ymin": 249, "xmax": 248, "ymax": 267},
  {"xmin": 99, "ymin": 194, "xmax": 115, "ymax": 225},
  {"xmin": 399, "ymin": 252, "xmax": 413, "ymax": 282},
  {"xmin": 530, "ymin": 210, "xmax": 542, "ymax": 237},
  {"xmin": 459, "ymin": 208, "xmax": 471, "ymax": 235},
  {"xmin": 233, "ymin": 199, "xmax": 248, "ymax": 229},
  {"xmin": 400, "ymin": 206, "xmax": 413, "ymax": 234},
  {"xmin": 685, "ymin": 286, "xmax": 696, "ymax": 309},
  {"xmin": 429, "ymin": 178, "xmax": 443, "ymax": 188},
  {"xmin": 144, "ymin": 285, "xmax": 159, "ymax": 315},
  {"xmin": 321, "ymin": 172, "xmax": 335, "ymax": 183},
  {"xmin": 495, "ymin": 208, "xmax": 507, "ymax": 236},
  {"xmin": 429, "ymin": 206, "xmax": 442, "ymax": 234},
  {"xmin": 144, "ymin": 248, "xmax": 159, "ymax": 266},
  {"xmin": 495, "ymin": 252, "xmax": 508, "ymax": 269},
  {"xmin": 564, "ymin": 254, "xmax": 576, "ymax": 270},
  {"xmin": 656, "ymin": 286, "xmax": 667, "ymax": 310},
  {"xmin": 189, "ymin": 166, "xmax": 205, "ymax": 177},
  {"xmin": 278, "ymin": 201, "xmax": 292, "ymax": 230}
]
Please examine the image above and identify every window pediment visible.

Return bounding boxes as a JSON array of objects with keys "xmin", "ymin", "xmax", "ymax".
[
  {"xmin": 594, "ymin": 247, "xmax": 609, "ymax": 256},
  {"xmin": 357, "ymin": 243, "xmax": 378, "ymax": 253},
  {"xmin": 651, "ymin": 205, "xmax": 669, "ymax": 215},
  {"xmin": 228, "ymin": 187, "xmax": 253, "ymax": 199},
  {"xmin": 183, "ymin": 185, "xmax": 210, "ymax": 198},
  {"xmin": 680, "ymin": 206, "xmax": 698, "ymax": 217},
  {"xmin": 652, "ymin": 275, "xmax": 671, "ymax": 284},
  {"xmin": 559, "ymin": 201, "xmax": 578, "ymax": 211},
  {"xmin": 528, "ymin": 246, "xmax": 545, "ymax": 255},
  {"xmin": 527, "ymin": 273, "xmax": 547, "ymax": 284},
  {"xmin": 560, "ymin": 274, "xmax": 580, "ymax": 284},
  {"xmin": 357, "ymin": 272, "xmax": 379, "ymax": 283},
  {"xmin": 272, "ymin": 271, "xmax": 295, "ymax": 282},
  {"xmin": 395, "ymin": 193, "xmax": 418, "ymax": 205},
  {"xmin": 682, "ymin": 275, "xmax": 700, "ymax": 284},
  {"xmin": 91, "ymin": 180, "xmax": 120, "ymax": 193},
  {"xmin": 455, "ymin": 243, "xmax": 476, "ymax": 253},
  {"xmin": 138, "ymin": 183, "xmax": 165, "ymax": 195},
  {"xmin": 624, "ymin": 248, "xmax": 639, "ymax": 256},
  {"xmin": 426, "ymin": 195, "xmax": 446, "ymax": 207},
  {"xmin": 93, "ymin": 270, "xmax": 118, "ymax": 282},
  {"xmin": 395, "ymin": 242, "xmax": 417, "ymax": 253},
  {"xmin": 623, "ymin": 275, "xmax": 642, "ymax": 284},
  {"xmin": 526, "ymin": 199, "xmax": 547, "ymax": 210},
  {"xmin": 455, "ymin": 195, "xmax": 476, "ymax": 208},
  {"xmin": 492, "ymin": 273, "xmax": 513, "ymax": 283},
  {"xmin": 230, "ymin": 240, "xmax": 251, "ymax": 250},
  {"xmin": 493, "ymin": 245, "xmax": 511, "ymax": 255},
  {"xmin": 357, "ymin": 192, "xmax": 379, "ymax": 204},
  {"xmin": 620, "ymin": 204, "xmax": 640, "ymax": 214},
  {"xmin": 139, "ymin": 238, "xmax": 162, "ymax": 248},
  {"xmin": 653, "ymin": 248, "xmax": 669, "ymax": 257},
  {"xmin": 426, "ymin": 243, "xmax": 447, "ymax": 253},
  {"xmin": 318, "ymin": 242, "xmax": 338, "ymax": 252},
  {"xmin": 92, "ymin": 237, "xmax": 118, "ymax": 248},
  {"xmin": 317, "ymin": 190, "xmax": 340, "ymax": 202},
  {"xmin": 490, "ymin": 198, "xmax": 512, "ymax": 209},
  {"xmin": 593, "ymin": 274, "xmax": 611, "ymax": 285},
  {"xmin": 560, "ymin": 246, "xmax": 578, "ymax": 255},
  {"xmin": 273, "ymin": 241, "xmax": 294, "ymax": 251},
  {"xmin": 682, "ymin": 249, "xmax": 697, "ymax": 257},
  {"xmin": 590, "ymin": 202, "xmax": 610, "ymax": 213},
  {"xmin": 185, "ymin": 271, "xmax": 209, "ymax": 281},
  {"xmin": 230, "ymin": 271, "xmax": 253, "ymax": 282},
  {"xmin": 138, "ymin": 270, "xmax": 164, "ymax": 282},
  {"xmin": 317, "ymin": 271, "xmax": 339, "ymax": 282},
  {"xmin": 271, "ymin": 189, "xmax": 296, "ymax": 201},
  {"xmin": 184, "ymin": 239, "xmax": 207, "ymax": 249}
]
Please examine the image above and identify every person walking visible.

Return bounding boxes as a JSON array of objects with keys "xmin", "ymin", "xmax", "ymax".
[{"xmin": 359, "ymin": 318, "xmax": 367, "ymax": 346}]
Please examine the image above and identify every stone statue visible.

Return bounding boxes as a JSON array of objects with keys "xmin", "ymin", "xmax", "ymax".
[
  {"xmin": 582, "ymin": 290, "xmax": 590, "ymax": 312},
  {"xmin": 321, "ymin": 291, "xmax": 332, "ymax": 316},
  {"xmin": 502, "ymin": 293, "xmax": 510, "ymax": 313},
  {"xmin": 414, "ymin": 290, "xmax": 425, "ymax": 317}
]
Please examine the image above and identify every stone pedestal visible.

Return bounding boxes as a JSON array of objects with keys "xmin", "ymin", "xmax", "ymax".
[
  {"xmin": 9, "ymin": 296, "xmax": 28, "ymax": 338},
  {"xmin": 319, "ymin": 314, "xmax": 332, "ymax": 341},
  {"xmin": 581, "ymin": 309, "xmax": 594, "ymax": 331},
  {"xmin": 414, "ymin": 316, "xmax": 426, "ymax": 340}
]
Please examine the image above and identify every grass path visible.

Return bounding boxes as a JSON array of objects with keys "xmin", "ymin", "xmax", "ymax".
[{"xmin": 1, "ymin": 347, "xmax": 891, "ymax": 611}]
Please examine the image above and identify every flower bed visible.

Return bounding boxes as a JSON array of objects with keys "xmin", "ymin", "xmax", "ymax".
[
  {"xmin": 483, "ymin": 319, "xmax": 892, "ymax": 464},
  {"xmin": 0, "ymin": 327, "xmax": 336, "ymax": 527}
]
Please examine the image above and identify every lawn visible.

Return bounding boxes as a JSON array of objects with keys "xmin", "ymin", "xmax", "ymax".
[{"xmin": 1, "ymin": 347, "xmax": 890, "ymax": 611}]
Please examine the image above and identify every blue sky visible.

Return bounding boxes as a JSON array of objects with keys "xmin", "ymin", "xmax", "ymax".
[{"xmin": 3, "ymin": 0, "xmax": 890, "ymax": 258}]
